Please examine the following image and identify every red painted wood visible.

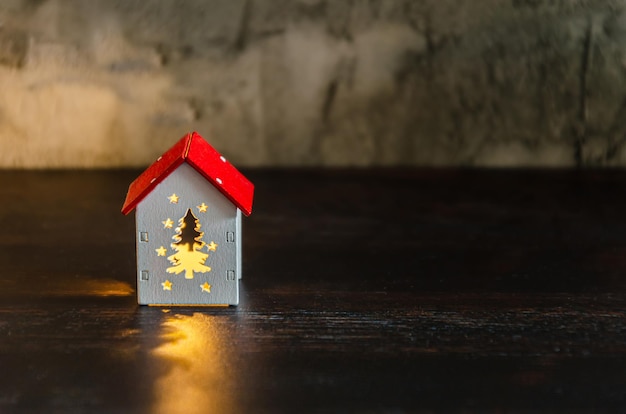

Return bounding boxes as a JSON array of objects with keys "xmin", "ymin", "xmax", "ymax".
[
  {"xmin": 120, "ymin": 136, "xmax": 187, "ymax": 215},
  {"xmin": 121, "ymin": 132, "xmax": 254, "ymax": 216},
  {"xmin": 185, "ymin": 132, "xmax": 254, "ymax": 216}
]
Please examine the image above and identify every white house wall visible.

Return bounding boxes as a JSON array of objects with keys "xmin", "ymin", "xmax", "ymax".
[{"xmin": 135, "ymin": 163, "xmax": 240, "ymax": 305}]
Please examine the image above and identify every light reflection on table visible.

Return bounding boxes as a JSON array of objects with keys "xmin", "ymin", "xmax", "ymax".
[{"xmin": 151, "ymin": 312, "xmax": 238, "ymax": 414}]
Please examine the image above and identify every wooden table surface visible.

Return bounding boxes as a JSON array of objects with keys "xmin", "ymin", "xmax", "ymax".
[{"xmin": 1, "ymin": 169, "xmax": 625, "ymax": 413}]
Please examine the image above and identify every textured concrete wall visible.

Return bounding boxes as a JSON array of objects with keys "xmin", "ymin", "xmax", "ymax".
[{"xmin": 0, "ymin": 0, "xmax": 625, "ymax": 167}]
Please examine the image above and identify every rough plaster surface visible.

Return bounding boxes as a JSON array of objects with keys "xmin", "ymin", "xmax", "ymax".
[{"xmin": 0, "ymin": 0, "xmax": 625, "ymax": 167}]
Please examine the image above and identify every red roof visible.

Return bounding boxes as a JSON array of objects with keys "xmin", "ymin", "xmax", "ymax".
[{"xmin": 121, "ymin": 132, "xmax": 254, "ymax": 216}]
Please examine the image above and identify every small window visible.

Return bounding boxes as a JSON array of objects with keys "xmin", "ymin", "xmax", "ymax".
[
  {"xmin": 140, "ymin": 270, "xmax": 149, "ymax": 281},
  {"xmin": 139, "ymin": 232, "xmax": 149, "ymax": 242},
  {"xmin": 226, "ymin": 270, "xmax": 236, "ymax": 281},
  {"xmin": 226, "ymin": 232, "xmax": 235, "ymax": 243}
]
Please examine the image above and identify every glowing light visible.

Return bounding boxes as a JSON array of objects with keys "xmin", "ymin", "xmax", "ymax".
[
  {"xmin": 152, "ymin": 313, "xmax": 237, "ymax": 414},
  {"xmin": 162, "ymin": 280, "xmax": 172, "ymax": 291},
  {"xmin": 168, "ymin": 193, "xmax": 179, "ymax": 204},
  {"xmin": 155, "ymin": 246, "xmax": 167, "ymax": 256},
  {"xmin": 166, "ymin": 210, "xmax": 211, "ymax": 279},
  {"xmin": 44, "ymin": 278, "xmax": 134, "ymax": 297},
  {"xmin": 200, "ymin": 282, "xmax": 211, "ymax": 293},
  {"xmin": 197, "ymin": 203, "xmax": 208, "ymax": 213},
  {"xmin": 162, "ymin": 218, "xmax": 174, "ymax": 229}
]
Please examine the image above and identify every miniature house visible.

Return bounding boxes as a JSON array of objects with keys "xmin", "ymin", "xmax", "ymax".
[{"xmin": 121, "ymin": 132, "xmax": 254, "ymax": 306}]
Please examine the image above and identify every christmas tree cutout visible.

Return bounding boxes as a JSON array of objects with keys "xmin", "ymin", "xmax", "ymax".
[{"xmin": 167, "ymin": 209, "xmax": 211, "ymax": 279}]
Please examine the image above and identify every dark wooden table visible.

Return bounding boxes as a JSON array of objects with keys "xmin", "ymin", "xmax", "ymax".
[{"xmin": 1, "ymin": 169, "xmax": 625, "ymax": 413}]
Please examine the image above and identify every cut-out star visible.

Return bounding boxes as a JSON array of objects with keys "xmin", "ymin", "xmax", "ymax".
[
  {"xmin": 162, "ymin": 280, "xmax": 173, "ymax": 291},
  {"xmin": 162, "ymin": 218, "xmax": 174, "ymax": 229},
  {"xmin": 207, "ymin": 241, "xmax": 218, "ymax": 252},
  {"xmin": 168, "ymin": 193, "xmax": 179, "ymax": 204},
  {"xmin": 197, "ymin": 202, "xmax": 208, "ymax": 213},
  {"xmin": 155, "ymin": 246, "xmax": 167, "ymax": 256},
  {"xmin": 200, "ymin": 282, "xmax": 211, "ymax": 293}
]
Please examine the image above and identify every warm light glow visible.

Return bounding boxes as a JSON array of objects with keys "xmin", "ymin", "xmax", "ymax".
[
  {"xmin": 200, "ymin": 282, "xmax": 211, "ymax": 293},
  {"xmin": 88, "ymin": 280, "xmax": 134, "ymax": 296},
  {"xmin": 152, "ymin": 313, "xmax": 237, "ymax": 414},
  {"xmin": 168, "ymin": 193, "xmax": 180, "ymax": 204},
  {"xmin": 167, "ymin": 247, "xmax": 211, "ymax": 279},
  {"xmin": 166, "ymin": 210, "xmax": 212, "ymax": 279},
  {"xmin": 162, "ymin": 218, "xmax": 174, "ymax": 229},
  {"xmin": 197, "ymin": 202, "xmax": 208, "ymax": 213},
  {"xmin": 148, "ymin": 304, "xmax": 229, "ymax": 307},
  {"xmin": 45, "ymin": 278, "xmax": 134, "ymax": 297}
]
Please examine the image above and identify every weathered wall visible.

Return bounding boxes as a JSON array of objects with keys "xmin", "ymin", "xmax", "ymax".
[{"xmin": 0, "ymin": 0, "xmax": 625, "ymax": 167}]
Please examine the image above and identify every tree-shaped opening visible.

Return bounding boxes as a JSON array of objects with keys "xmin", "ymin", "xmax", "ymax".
[{"xmin": 166, "ymin": 209, "xmax": 211, "ymax": 279}]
